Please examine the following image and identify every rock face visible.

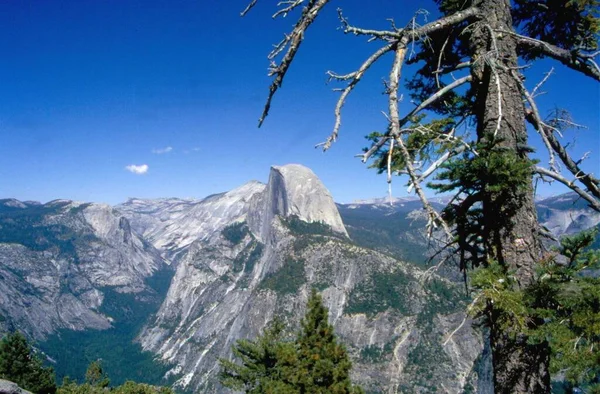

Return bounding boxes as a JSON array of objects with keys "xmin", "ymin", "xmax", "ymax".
[
  {"xmin": 117, "ymin": 181, "xmax": 266, "ymax": 263},
  {"xmin": 256, "ymin": 164, "xmax": 348, "ymax": 239},
  {"xmin": 0, "ymin": 379, "xmax": 32, "ymax": 394},
  {"xmin": 3, "ymin": 163, "xmax": 597, "ymax": 393},
  {"xmin": 0, "ymin": 199, "xmax": 165, "ymax": 339},
  {"xmin": 536, "ymin": 192, "xmax": 600, "ymax": 236},
  {"xmin": 133, "ymin": 165, "xmax": 484, "ymax": 393}
]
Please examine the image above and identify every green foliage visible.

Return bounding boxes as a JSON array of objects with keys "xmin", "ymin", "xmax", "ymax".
[
  {"xmin": 40, "ymin": 268, "xmax": 177, "ymax": 387},
  {"xmin": 358, "ymin": 342, "xmax": 393, "ymax": 364},
  {"xmin": 281, "ymin": 216, "xmax": 338, "ymax": 237},
  {"xmin": 513, "ymin": 0, "xmax": 600, "ymax": 57},
  {"xmin": 430, "ymin": 143, "xmax": 535, "ymax": 269},
  {"xmin": 469, "ymin": 261, "xmax": 530, "ymax": 333},
  {"xmin": 232, "ymin": 240, "xmax": 263, "ymax": 274},
  {"xmin": 368, "ymin": 116, "xmax": 463, "ymax": 175},
  {"xmin": 220, "ymin": 290, "xmax": 363, "ymax": 393},
  {"xmin": 259, "ymin": 258, "xmax": 305, "ymax": 295},
  {"xmin": 525, "ymin": 229, "xmax": 600, "ymax": 387},
  {"xmin": 346, "ymin": 270, "xmax": 413, "ymax": 317},
  {"xmin": 0, "ymin": 331, "xmax": 57, "ymax": 394},
  {"xmin": 219, "ymin": 318, "xmax": 298, "ymax": 393},
  {"xmin": 222, "ymin": 222, "xmax": 249, "ymax": 245},
  {"xmin": 468, "ymin": 229, "xmax": 600, "ymax": 389},
  {"xmin": 57, "ymin": 362, "xmax": 174, "ymax": 394},
  {"xmin": 84, "ymin": 361, "xmax": 110, "ymax": 388}
]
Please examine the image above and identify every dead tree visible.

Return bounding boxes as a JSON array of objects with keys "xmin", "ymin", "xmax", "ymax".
[{"xmin": 242, "ymin": 0, "xmax": 600, "ymax": 392}]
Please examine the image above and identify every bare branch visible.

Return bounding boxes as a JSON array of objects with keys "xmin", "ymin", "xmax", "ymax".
[
  {"xmin": 256, "ymin": 4, "xmax": 479, "ymax": 128},
  {"xmin": 504, "ymin": 30, "xmax": 600, "ymax": 82},
  {"xmin": 531, "ymin": 67, "xmax": 554, "ymax": 98},
  {"xmin": 387, "ymin": 138, "xmax": 395, "ymax": 205},
  {"xmin": 386, "ymin": 43, "xmax": 453, "ymax": 240},
  {"xmin": 413, "ymin": 7, "xmax": 479, "ymax": 39},
  {"xmin": 435, "ymin": 34, "xmax": 452, "ymax": 88},
  {"xmin": 510, "ymin": 69, "xmax": 558, "ymax": 171},
  {"xmin": 240, "ymin": 0, "xmax": 259, "ymax": 17},
  {"xmin": 443, "ymin": 294, "xmax": 482, "ymax": 346},
  {"xmin": 525, "ymin": 110, "xmax": 600, "ymax": 200},
  {"xmin": 258, "ymin": 0, "xmax": 331, "ymax": 127},
  {"xmin": 337, "ymin": 8, "xmax": 400, "ymax": 40},
  {"xmin": 534, "ymin": 167, "xmax": 600, "ymax": 212},
  {"xmin": 317, "ymin": 43, "xmax": 395, "ymax": 150},
  {"xmin": 433, "ymin": 61, "xmax": 472, "ymax": 75},
  {"xmin": 361, "ymin": 75, "xmax": 472, "ymax": 162},
  {"xmin": 273, "ymin": 0, "xmax": 305, "ymax": 19},
  {"xmin": 407, "ymin": 145, "xmax": 467, "ymax": 193}
]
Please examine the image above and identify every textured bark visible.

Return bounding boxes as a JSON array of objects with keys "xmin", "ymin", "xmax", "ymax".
[{"xmin": 469, "ymin": 0, "xmax": 550, "ymax": 392}]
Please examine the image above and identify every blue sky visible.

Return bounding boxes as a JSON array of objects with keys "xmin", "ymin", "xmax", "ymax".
[{"xmin": 0, "ymin": 1, "xmax": 598, "ymax": 204}]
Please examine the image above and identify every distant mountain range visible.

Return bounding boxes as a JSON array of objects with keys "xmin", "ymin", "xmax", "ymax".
[{"xmin": 1, "ymin": 166, "xmax": 598, "ymax": 393}]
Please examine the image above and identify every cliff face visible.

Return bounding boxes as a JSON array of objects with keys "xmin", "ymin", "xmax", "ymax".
[
  {"xmin": 134, "ymin": 165, "xmax": 485, "ymax": 393},
  {"xmin": 254, "ymin": 164, "xmax": 348, "ymax": 240},
  {"xmin": 117, "ymin": 181, "xmax": 266, "ymax": 263},
  {"xmin": 0, "ymin": 199, "xmax": 165, "ymax": 339}
]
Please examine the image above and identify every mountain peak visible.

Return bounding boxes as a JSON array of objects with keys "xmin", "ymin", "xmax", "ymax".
[{"xmin": 263, "ymin": 164, "xmax": 347, "ymax": 237}]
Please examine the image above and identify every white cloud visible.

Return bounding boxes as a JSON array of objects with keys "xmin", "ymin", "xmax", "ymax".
[
  {"xmin": 152, "ymin": 146, "xmax": 173, "ymax": 154},
  {"xmin": 184, "ymin": 147, "xmax": 200, "ymax": 154},
  {"xmin": 125, "ymin": 164, "xmax": 149, "ymax": 175}
]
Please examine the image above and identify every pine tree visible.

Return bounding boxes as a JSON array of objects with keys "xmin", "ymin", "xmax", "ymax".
[
  {"xmin": 296, "ymin": 289, "xmax": 362, "ymax": 394},
  {"xmin": 220, "ymin": 318, "xmax": 298, "ymax": 393},
  {"xmin": 219, "ymin": 291, "xmax": 363, "ymax": 393},
  {"xmin": 0, "ymin": 331, "xmax": 57, "ymax": 394},
  {"xmin": 84, "ymin": 360, "xmax": 110, "ymax": 388},
  {"xmin": 242, "ymin": 1, "xmax": 599, "ymax": 392},
  {"xmin": 525, "ymin": 230, "xmax": 600, "ymax": 391}
]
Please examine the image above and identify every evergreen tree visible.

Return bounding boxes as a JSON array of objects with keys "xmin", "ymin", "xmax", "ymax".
[
  {"xmin": 296, "ymin": 289, "xmax": 362, "ymax": 394},
  {"xmin": 526, "ymin": 230, "xmax": 600, "ymax": 391},
  {"xmin": 0, "ymin": 331, "xmax": 56, "ymax": 394},
  {"xmin": 219, "ymin": 290, "xmax": 363, "ymax": 393},
  {"xmin": 57, "ymin": 362, "xmax": 173, "ymax": 394},
  {"xmin": 242, "ymin": 0, "xmax": 599, "ymax": 392},
  {"xmin": 220, "ymin": 318, "xmax": 298, "ymax": 393},
  {"xmin": 84, "ymin": 360, "xmax": 110, "ymax": 388}
]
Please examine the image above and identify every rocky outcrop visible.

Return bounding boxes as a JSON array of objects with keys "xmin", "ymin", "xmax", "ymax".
[
  {"xmin": 119, "ymin": 165, "xmax": 348, "ymax": 261},
  {"xmin": 137, "ymin": 165, "xmax": 483, "ymax": 393},
  {"xmin": 117, "ymin": 182, "xmax": 266, "ymax": 262},
  {"xmin": 536, "ymin": 192, "xmax": 600, "ymax": 236},
  {"xmin": 0, "ymin": 379, "xmax": 32, "ymax": 394},
  {"xmin": 0, "ymin": 200, "xmax": 165, "ymax": 339},
  {"xmin": 255, "ymin": 164, "xmax": 348, "ymax": 240}
]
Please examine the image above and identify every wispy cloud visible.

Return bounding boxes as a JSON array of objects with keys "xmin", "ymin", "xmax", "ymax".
[
  {"xmin": 152, "ymin": 146, "xmax": 173, "ymax": 154},
  {"xmin": 125, "ymin": 164, "xmax": 149, "ymax": 175},
  {"xmin": 184, "ymin": 147, "xmax": 201, "ymax": 154}
]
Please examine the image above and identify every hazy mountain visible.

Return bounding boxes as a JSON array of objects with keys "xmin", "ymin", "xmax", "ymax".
[
  {"xmin": 0, "ymin": 199, "xmax": 166, "ymax": 339},
  {"xmin": 337, "ymin": 192, "xmax": 600, "ymax": 268}
]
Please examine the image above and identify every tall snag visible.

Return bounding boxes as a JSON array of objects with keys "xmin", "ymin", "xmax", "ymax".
[{"xmin": 241, "ymin": 0, "xmax": 600, "ymax": 392}]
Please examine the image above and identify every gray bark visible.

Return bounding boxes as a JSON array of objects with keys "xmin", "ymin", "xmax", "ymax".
[{"xmin": 470, "ymin": 0, "xmax": 550, "ymax": 392}]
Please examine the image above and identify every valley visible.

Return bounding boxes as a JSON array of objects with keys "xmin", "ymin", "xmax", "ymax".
[{"xmin": 1, "ymin": 165, "xmax": 598, "ymax": 393}]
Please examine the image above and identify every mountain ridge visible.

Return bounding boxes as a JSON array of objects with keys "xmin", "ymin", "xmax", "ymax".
[{"xmin": 1, "ymin": 165, "xmax": 598, "ymax": 393}]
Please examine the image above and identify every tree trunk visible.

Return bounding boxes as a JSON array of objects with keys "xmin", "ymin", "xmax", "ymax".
[{"xmin": 469, "ymin": 0, "xmax": 551, "ymax": 392}]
